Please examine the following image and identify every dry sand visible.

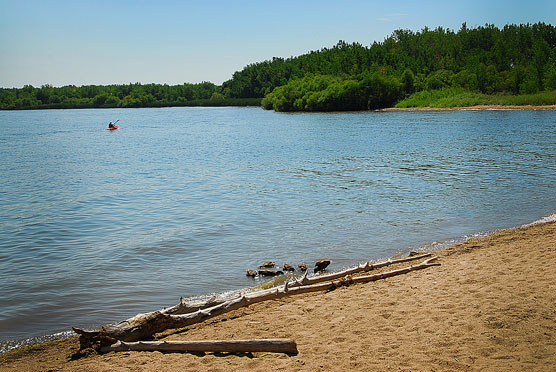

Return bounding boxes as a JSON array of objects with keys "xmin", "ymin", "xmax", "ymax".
[{"xmin": 1, "ymin": 219, "xmax": 555, "ymax": 371}]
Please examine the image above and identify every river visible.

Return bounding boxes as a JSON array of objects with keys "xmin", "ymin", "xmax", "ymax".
[{"xmin": 0, "ymin": 107, "xmax": 554, "ymax": 350}]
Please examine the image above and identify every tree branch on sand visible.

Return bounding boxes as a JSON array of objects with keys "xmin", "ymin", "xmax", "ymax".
[{"xmin": 100, "ymin": 339, "xmax": 298, "ymax": 354}]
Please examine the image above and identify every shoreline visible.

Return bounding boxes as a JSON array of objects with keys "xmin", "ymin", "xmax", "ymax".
[
  {"xmin": 1, "ymin": 214, "xmax": 555, "ymax": 371},
  {"xmin": 4, "ymin": 103, "xmax": 556, "ymax": 113},
  {"xmin": 382, "ymin": 104, "xmax": 556, "ymax": 111},
  {"xmin": 1, "ymin": 215, "xmax": 551, "ymax": 354}
]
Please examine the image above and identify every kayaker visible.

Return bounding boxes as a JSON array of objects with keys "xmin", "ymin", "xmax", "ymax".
[{"xmin": 108, "ymin": 121, "xmax": 115, "ymax": 129}]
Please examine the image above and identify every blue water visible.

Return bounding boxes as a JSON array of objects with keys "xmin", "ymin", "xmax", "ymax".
[{"xmin": 0, "ymin": 107, "xmax": 555, "ymax": 348}]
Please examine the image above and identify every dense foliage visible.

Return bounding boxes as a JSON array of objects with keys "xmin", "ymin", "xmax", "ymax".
[
  {"xmin": 261, "ymin": 73, "xmax": 402, "ymax": 111},
  {"xmin": 0, "ymin": 82, "xmax": 259, "ymax": 110},
  {"xmin": 2, "ymin": 22, "xmax": 556, "ymax": 111},
  {"xmin": 227, "ymin": 22, "xmax": 556, "ymax": 111}
]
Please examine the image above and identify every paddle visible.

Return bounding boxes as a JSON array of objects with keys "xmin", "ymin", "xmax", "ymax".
[{"xmin": 106, "ymin": 119, "xmax": 120, "ymax": 130}]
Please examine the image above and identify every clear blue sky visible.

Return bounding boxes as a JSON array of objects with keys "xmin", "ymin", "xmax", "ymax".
[{"xmin": 1, "ymin": 0, "xmax": 554, "ymax": 88}]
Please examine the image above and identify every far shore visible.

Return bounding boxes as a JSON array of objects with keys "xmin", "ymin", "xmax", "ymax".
[
  {"xmin": 1, "ymin": 216, "xmax": 555, "ymax": 371},
  {"xmin": 382, "ymin": 104, "xmax": 556, "ymax": 111},
  {"xmin": 4, "ymin": 102, "xmax": 556, "ymax": 112}
]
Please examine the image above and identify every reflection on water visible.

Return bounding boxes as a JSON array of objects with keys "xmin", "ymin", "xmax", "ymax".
[{"xmin": 0, "ymin": 107, "xmax": 555, "ymax": 349}]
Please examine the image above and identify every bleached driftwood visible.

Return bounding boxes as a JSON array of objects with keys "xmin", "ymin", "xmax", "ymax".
[
  {"xmin": 100, "ymin": 339, "xmax": 297, "ymax": 354},
  {"xmin": 290, "ymin": 252, "xmax": 432, "ymax": 287},
  {"xmin": 74, "ymin": 256, "xmax": 439, "ymax": 349},
  {"xmin": 165, "ymin": 253, "xmax": 433, "ymax": 315},
  {"xmin": 75, "ymin": 252, "xmax": 435, "ymax": 348}
]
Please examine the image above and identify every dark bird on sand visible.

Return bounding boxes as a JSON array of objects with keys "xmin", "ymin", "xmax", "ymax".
[
  {"xmin": 246, "ymin": 269, "xmax": 257, "ymax": 277},
  {"xmin": 258, "ymin": 269, "xmax": 284, "ymax": 276},
  {"xmin": 314, "ymin": 259, "xmax": 331, "ymax": 273},
  {"xmin": 283, "ymin": 264, "xmax": 295, "ymax": 272},
  {"xmin": 298, "ymin": 262, "xmax": 308, "ymax": 271},
  {"xmin": 259, "ymin": 261, "xmax": 276, "ymax": 268}
]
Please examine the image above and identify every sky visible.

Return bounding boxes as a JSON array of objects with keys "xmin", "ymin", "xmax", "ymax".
[{"xmin": 1, "ymin": 0, "xmax": 555, "ymax": 88}]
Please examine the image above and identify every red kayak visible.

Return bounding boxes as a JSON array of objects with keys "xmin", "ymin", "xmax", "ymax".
[{"xmin": 106, "ymin": 126, "xmax": 118, "ymax": 131}]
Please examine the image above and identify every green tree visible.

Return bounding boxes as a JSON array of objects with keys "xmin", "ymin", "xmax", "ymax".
[
  {"xmin": 401, "ymin": 69, "xmax": 415, "ymax": 95},
  {"xmin": 543, "ymin": 63, "xmax": 556, "ymax": 90},
  {"xmin": 520, "ymin": 66, "xmax": 540, "ymax": 94}
]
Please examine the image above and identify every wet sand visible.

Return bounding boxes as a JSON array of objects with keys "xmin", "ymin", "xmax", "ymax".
[{"xmin": 1, "ymin": 219, "xmax": 555, "ymax": 371}]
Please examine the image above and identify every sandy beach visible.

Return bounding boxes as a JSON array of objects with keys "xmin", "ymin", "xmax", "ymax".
[{"xmin": 1, "ymin": 218, "xmax": 555, "ymax": 371}]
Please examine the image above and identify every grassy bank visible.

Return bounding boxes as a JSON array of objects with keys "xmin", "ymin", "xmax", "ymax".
[{"xmin": 396, "ymin": 88, "xmax": 556, "ymax": 108}]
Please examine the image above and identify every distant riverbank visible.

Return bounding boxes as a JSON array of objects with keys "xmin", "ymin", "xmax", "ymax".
[
  {"xmin": 3, "ymin": 86, "xmax": 556, "ymax": 112},
  {"xmin": 5, "ymin": 99, "xmax": 555, "ymax": 112},
  {"xmin": 0, "ymin": 98, "xmax": 262, "ymax": 111}
]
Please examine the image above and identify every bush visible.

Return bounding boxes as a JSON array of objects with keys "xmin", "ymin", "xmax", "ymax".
[{"xmin": 262, "ymin": 73, "xmax": 402, "ymax": 112}]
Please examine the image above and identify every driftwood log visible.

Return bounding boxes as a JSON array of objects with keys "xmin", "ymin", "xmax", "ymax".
[
  {"xmin": 100, "ymin": 339, "xmax": 298, "ymax": 354},
  {"xmin": 73, "ymin": 255, "xmax": 439, "ymax": 350},
  {"xmin": 292, "ymin": 253, "xmax": 433, "ymax": 287},
  {"xmin": 170, "ymin": 253, "xmax": 433, "ymax": 316}
]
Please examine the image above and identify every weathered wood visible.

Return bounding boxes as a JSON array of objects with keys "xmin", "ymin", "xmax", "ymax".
[
  {"xmin": 162, "ymin": 296, "xmax": 224, "ymax": 315},
  {"xmin": 161, "ymin": 253, "xmax": 432, "ymax": 315},
  {"xmin": 74, "ymin": 256, "xmax": 439, "ymax": 348},
  {"xmin": 350, "ymin": 256, "xmax": 440, "ymax": 285},
  {"xmin": 290, "ymin": 253, "xmax": 432, "ymax": 287},
  {"xmin": 100, "ymin": 339, "xmax": 298, "ymax": 354}
]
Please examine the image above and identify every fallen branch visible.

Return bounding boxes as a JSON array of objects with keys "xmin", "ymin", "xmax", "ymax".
[
  {"xmin": 351, "ymin": 256, "xmax": 440, "ymax": 284},
  {"xmin": 290, "ymin": 253, "xmax": 433, "ymax": 287},
  {"xmin": 100, "ymin": 339, "xmax": 298, "ymax": 354},
  {"xmin": 74, "ymin": 256, "xmax": 439, "ymax": 349},
  {"xmin": 161, "ymin": 252, "xmax": 433, "ymax": 316}
]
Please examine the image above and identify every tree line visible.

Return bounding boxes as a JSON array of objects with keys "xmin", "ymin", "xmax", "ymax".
[
  {"xmin": 0, "ymin": 82, "xmax": 259, "ymax": 110},
  {"xmin": 2, "ymin": 22, "xmax": 555, "ymax": 111},
  {"xmin": 227, "ymin": 22, "xmax": 556, "ymax": 111}
]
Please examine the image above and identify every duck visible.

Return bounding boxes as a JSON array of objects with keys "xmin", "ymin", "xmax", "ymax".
[
  {"xmin": 259, "ymin": 261, "xmax": 276, "ymax": 268},
  {"xmin": 298, "ymin": 262, "xmax": 308, "ymax": 271},
  {"xmin": 246, "ymin": 269, "xmax": 258, "ymax": 277},
  {"xmin": 283, "ymin": 264, "xmax": 295, "ymax": 272},
  {"xmin": 314, "ymin": 259, "xmax": 331, "ymax": 273}
]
